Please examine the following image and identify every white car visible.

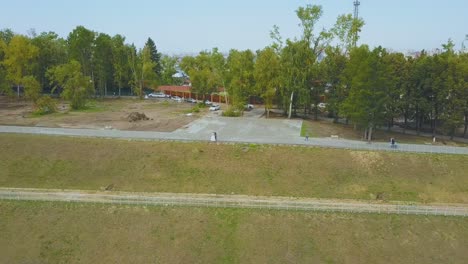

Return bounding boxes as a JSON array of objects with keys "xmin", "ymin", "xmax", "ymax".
[
  {"xmin": 172, "ymin": 96, "xmax": 182, "ymax": 102},
  {"xmin": 209, "ymin": 104, "xmax": 220, "ymax": 111},
  {"xmin": 148, "ymin": 92, "xmax": 166, "ymax": 98},
  {"xmin": 205, "ymin": 100, "xmax": 213, "ymax": 105}
]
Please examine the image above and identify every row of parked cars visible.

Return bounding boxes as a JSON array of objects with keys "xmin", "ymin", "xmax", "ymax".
[{"xmin": 146, "ymin": 92, "xmax": 221, "ymax": 111}]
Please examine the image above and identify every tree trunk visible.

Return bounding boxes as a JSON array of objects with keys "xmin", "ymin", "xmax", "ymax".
[
  {"xmin": 416, "ymin": 110, "xmax": 421, "ymax": 136},
  {"xmin": 368, "ymin": 126, "xmax": 373, "ymax": 142},
  {"xmin": 288, "ymin": 92, "xmax": 294, "ymax": 119},
  {"xmin": 463, "ymin": 112, "xmax": 468, "ymax": 138},
  {"xmin": 403, "ymin": 111, "xmax": 408, "ymax": 134}
]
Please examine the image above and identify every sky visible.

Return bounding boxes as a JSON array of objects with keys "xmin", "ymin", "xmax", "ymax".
[{"xmin": 1, "ymin": 0, "xmax": 467, "ymax": 55}]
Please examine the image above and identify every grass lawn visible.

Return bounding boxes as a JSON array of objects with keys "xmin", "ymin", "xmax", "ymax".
[
  {"xmin": 1, "ymin": 200, "xmax": 467, "ymax": 264},
  {"xmin": 1, "ymin": 134, "xmax": 468, "ymax": 203},
  {"xmin": 301, "ymin": 119, "xmax": 468, "ymax": 146}
]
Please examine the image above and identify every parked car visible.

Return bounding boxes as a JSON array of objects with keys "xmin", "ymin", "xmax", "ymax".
[
  {"xmin": 245, "ymin": 104, "xmax": 254, "ymax": 110},
  {"xmin": 209, "ymin": 104, "xmax": 220, "ymax": 111},
  {"xmin": 318, "ymin": 103, "xmax": 327, "ymax": 109},
  {"xmin": 172, "ymin": 96, "xmax": 182, "ymax": 102},
  {"xmin": 186, "ymin": 98, "xmax": 197, "ymax": 103},
  {"xmin": 148, "ymin": 92, "xmax": 166, "ymax": 98},
  {"xmin": 205, "ymin": 100, "xmax": 213, "ymax": 105}
]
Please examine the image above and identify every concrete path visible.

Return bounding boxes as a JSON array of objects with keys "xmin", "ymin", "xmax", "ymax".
[
  {"xmin": 1, "ymin": 188, "xmax": 467, "ymax": 217},
  {"xmin": 1, "ymin": 124, "xmax": 468, "ymax": 155}
]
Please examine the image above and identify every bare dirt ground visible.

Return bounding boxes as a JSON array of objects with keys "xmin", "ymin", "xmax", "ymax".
[{"xmin": 0, "ymin": 96, "xmax": 202, "ymax": 132}]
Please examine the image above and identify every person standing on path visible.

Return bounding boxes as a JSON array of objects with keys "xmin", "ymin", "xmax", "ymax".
[{"xmin": 305, "ymin": 132, "xmax": 309, "ymax": 141}]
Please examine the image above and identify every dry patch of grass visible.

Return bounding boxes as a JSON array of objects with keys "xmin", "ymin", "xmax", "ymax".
[
  {"xmin": 0, "ymin": 200, "xmax": 467, "ymax": 264},
  {"xmin": 1, "ymin": 134, "xmax": 468, "ymax": 203}
]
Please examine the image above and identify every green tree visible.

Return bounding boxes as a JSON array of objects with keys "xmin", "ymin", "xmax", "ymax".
[
  {"xmin": 31, "ymin": 32, "xmax": 68, "ymax": 90},
  {"xmin": 320, "ymin": 46, "xmax": 348, "ymax": 122},
  {"xmin": 111, "ymin": 34, "xmax": 131, "ymax": 96},
  {"xmin": 226, "ymin": 49, "xmax": 255, "ymax": 109},
  {"xmin": 160, "ymin": 55, "xmax": 178, "ymax": 85},
  {"xmin": 341, "ymin": 46, "xmax": 390, "ymax": 141},
  {"xmin": 67, "ymin": 26, "xmax": 95, "ymax": 77},
  {"xmin": 47, "ymin": 60, "xmax": 93, "ymax": 109},
  {"xmin": 180, "ymin": 48, "xmax": 225, "ymax": 101},
  {"xmin": 0, "ymin": 38, "xmax": 8, "ymax": 94},
  {"xmin": 128, "ymin": 44, "xmax": 157, "ymax": 98},
  {"xmin": 254, "ymin": 47, "xmax": 280, "ymax": 118},
  {"xmin": 0, "ymin": 29, "xmax": 14, "ymax": 44},
  {"xmin": 21, "ymin": 75, "xmax": 41, "ymax": 102},
  {"xmin": 145, "ymin": 37, "xmax": 162, "ymax": 77},
  {"xmin": 331, "ymin": 14, "xmax": 365, "ymax": 53},
  {"xmin": 3, "ymin": 35, "xmax": 39, "ymax": 97},
  {"xmin": 94, "ymin": 33, "xmax": 114, "ymax": 97}
]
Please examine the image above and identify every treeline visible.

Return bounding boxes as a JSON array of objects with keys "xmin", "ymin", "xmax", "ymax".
[
  {"xmin": 178, "ymin": 5, "xmax": 468, "ymax": 139},
  {"xmin": 0, "ymin": 4, "xmax": 467, "ymax": 138},
  {"xmin": 0, "ymin": 26, "xmax": 179, "ymax": 109}
]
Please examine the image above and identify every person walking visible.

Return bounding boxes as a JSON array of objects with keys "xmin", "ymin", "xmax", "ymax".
[
  {"xmin": 305, "ymin": 132, "xmax": 309, "ymax": 141},
  {"xmin": 390, "ymin": 138, "xmax": 396, "ymax": 148}
]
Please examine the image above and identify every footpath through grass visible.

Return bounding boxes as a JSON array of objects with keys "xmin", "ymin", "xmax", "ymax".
[
  {"xmin": 1, "ymin": 134, "xmax": 468, "ymax": 203},
  {"xmin": 1, "ymin": 200, "xmax": 467, "ymax": 264}
]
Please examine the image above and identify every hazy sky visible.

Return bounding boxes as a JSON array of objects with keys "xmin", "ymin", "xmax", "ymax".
[{"xmin": 1, "ymin": 0, "xmax": 467, "ymax": 54}]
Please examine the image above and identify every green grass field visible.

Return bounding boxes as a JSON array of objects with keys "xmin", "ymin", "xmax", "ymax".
[
  {"xmin": 1, "ymin": 134, "xmax": 468, "ymax": 203},
  {"xmin": 1, "ymin": 200, "xmax": 467, "ymax": 264}
]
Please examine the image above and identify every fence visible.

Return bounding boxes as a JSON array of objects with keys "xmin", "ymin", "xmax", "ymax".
[{"xmin": 1, "ymin": 189, "xmax": 467, "ymax": 217}]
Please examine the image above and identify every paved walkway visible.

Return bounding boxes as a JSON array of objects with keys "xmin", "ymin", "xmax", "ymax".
[
  {"xmin": 1, "ymin": 124, "xmax": 467, "ymax": 155},
  {"xmin": 1, "ymin": 188, "xmax": 467, "ymax": 217}
]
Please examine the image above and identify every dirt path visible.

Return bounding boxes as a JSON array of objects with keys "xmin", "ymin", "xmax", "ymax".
[{"xmin": 1, "ymin": 188, "xmax": 467, "ymax": 217}]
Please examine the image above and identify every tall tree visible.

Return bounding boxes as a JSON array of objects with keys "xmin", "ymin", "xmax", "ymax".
[
  {"xmin": 226, "ymin": 49, "xmax": 255, "ymax": 109},
  {"xmin": 160, "ymin": 55, "xmax": 178, "ymax": 85},
  {"xmin": 31, "ymin": 32, "xmax": 68, "ymax": 90},
  {"xmin": 94, "ymin": 33, "xmax": 114, "ymax": 97},
  {"xmin": 3, "ymin": 35, "xmax": 39, "ymax": 97},
  {"xmin": 180, "ymin": 48, "xmax": 225, "ymax": 101},
  {"xmin": 0, "ymin": 38, "xmax": 8, "ymax": 94},
  {"xmin": 341, "ymin": 46, "xmax": 390, "ymax": 141},
  {"xmin": 320, "ymin": 46, "xmax": 348, "ymax": 122},
  {"xmin": 111, "ymin": 35, "xmax": 131, "ymax": 96},
  {"xmin": 145, "ymin": 37, "xmax": 162, "ymax": 78},
  {"xmin": 0, "ymin": 29, "xmax": 15, "ymax": 44},
  {"xmin": 254, "ymin": 47, "xmax": 280, "ymax": 118},
  {"xmin": 67, "ymin": 26, "xmax": 95, "ymax": 77}
]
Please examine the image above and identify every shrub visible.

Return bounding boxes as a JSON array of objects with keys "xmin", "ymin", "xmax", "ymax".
[
  {"xmin": 222, "ymin": 107, "xmax": 242, "ymax": 117},
  {"xmin": 34, "ymin": 96, "xmax": 57, "ymax": 115},
  {"xmin": 192, "ymin": 105, "xmax": 200, "ymax": 113}
]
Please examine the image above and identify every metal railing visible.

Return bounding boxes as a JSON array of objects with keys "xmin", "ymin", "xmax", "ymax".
[{"xmin": 1, "ymin": 189, "xmax": 467, "ymax": 217}]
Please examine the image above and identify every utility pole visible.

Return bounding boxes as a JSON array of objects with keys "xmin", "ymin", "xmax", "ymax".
[
  {"xmin": 353, "ymin": 1, "xmax": 361, "ymax": 47},
  {"xmin": 354, "ymin": 0, "xmax": 360, "ymax": 20}
]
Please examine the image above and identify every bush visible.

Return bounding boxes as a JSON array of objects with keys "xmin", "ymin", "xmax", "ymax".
[
  {"xmin": 191, "ymin": 105, "xmax": 200, "ymax": 113},
  {"xmin": 34, "ymin": 96, "xmax": 57, "ymax": 115},
  {"xmin": 222, "ymin": 107, "xmax": 242, "ymax": 117}
]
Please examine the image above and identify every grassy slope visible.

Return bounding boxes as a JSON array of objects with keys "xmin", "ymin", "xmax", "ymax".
[
  {"xmin": 1, "ymin": 134, "xmax": 468, "ymax": 203},
  {"xmin": 1, "ymin": 201, "xmax": 467, "ymax": 264}
]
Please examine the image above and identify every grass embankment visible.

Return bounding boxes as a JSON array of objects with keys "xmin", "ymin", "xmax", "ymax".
[
  {"xmin": 1, "ymin": 134, "xmax": 468, "ymax": 203},
  {"xmin": 1, "ymin": 201, "xmax": 467, "ymax": 264}
]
